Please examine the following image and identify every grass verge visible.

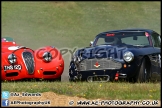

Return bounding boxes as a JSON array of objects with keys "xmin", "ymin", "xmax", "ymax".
[{"xmin": 2, "ymin": 81, "xmax": 160, "ymax": 100}]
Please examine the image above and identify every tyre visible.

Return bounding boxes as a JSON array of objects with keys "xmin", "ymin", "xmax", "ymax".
[
  {"xmin": 69, "ymin": 70, "xmax": 75, "ymax": 82},
  {"xmin": 69, "ymin": 62, "xmax": 77, "ymax": 82},
  {"xmin": 135, "ymin": 58, "xmax": 150, "ymax": 83},
  {"xmin": 69, "ymin": 76, "xmax": 77, "ymax": 82}
]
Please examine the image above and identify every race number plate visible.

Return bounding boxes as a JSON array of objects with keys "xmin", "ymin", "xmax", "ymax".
[{"xmin": 4, "ymin": 65, "xmax": 22, "ymax": 70}]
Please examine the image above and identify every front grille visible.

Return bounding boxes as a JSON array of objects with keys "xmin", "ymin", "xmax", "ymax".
[
  {"xmin": 22, "ymin": 52, "xmax": 35, "ymax": 74},
  {"xmin": 77, "ymin": 58, "xmax": 122, "ymax": 71}
]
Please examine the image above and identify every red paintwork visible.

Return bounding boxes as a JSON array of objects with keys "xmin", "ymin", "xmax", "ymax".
[
  {"xmin": 33, "ymin": 46, "xmax": 64, "ymax": 79},
  {"xmin": 1, "ymin": 38, "xmax": 64, "ymax": 81}
]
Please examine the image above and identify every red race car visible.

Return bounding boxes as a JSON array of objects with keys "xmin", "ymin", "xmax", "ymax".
[{"xmin": 1, "ymin": 37, "xmax": 64, "ymax": 81}]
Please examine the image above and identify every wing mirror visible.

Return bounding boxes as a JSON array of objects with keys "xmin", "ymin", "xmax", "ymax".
[{"xmin": 90, "ymin": 41, "xmax": 93, "ymax": 47}]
